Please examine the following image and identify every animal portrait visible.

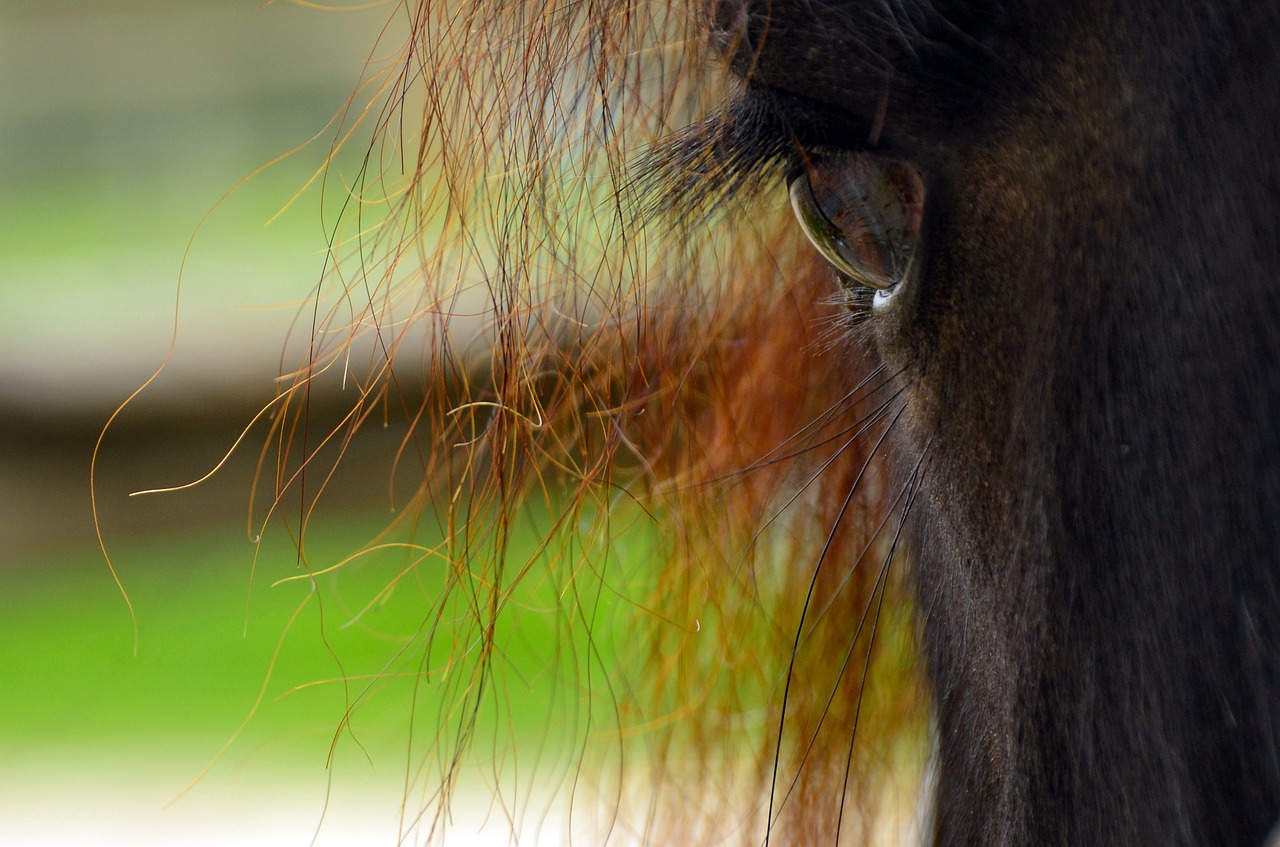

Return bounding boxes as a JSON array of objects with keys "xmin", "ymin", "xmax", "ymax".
[{"xmin": 116, "ymin": 0, "xmax": 1279, "ymax": 844}]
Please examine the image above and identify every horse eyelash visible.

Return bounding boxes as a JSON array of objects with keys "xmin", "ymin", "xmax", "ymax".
[{"xmin": 634, "ymin": 94, "xmax": 800, "ymax": 220}]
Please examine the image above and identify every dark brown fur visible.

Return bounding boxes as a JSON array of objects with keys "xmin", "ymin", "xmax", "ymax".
[{"xmin": 706, "ymin": 0, "xmax": 1280, "ymax": 843}]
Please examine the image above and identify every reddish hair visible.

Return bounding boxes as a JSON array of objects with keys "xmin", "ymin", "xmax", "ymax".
[{"xmin": 119, "ymin": 1, "xmax": 928, "ymax": 841}]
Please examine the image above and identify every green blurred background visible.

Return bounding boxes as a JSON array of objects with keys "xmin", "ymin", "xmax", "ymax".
[{"xmin": 0, "ymin": 2, "xmax": 522, "ymax": 842}]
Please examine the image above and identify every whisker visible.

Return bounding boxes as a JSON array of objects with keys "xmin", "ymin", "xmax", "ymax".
[
  {"xmin": 766, "ymin": 404, "xmax": 922, "ymax": 836},
  {"xmin": 799, "ymin": 398, "xmax": 925, "ymax": 632},
  {"xmin": 834, "ymin": 438, "xmax": 930, "ymax": 843},
  {"xmin": 707, "ymin": 363, "xmax": 896, "ymax": 484},
  {"xmin": 763, "ymin": 401, "xmax": 905, "ymax": 845},
  {"xmin": 720, "ymin": 368, "xmax": 907, "ymax": 484},
  {"xmin": 745, "ymin": 392, "xmax": 905, "ymax": 551}
]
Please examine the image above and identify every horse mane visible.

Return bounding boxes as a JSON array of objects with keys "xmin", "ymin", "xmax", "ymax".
[{"xmin": 247, "ymin": 0, "xmax": 924, "ymax": 841}]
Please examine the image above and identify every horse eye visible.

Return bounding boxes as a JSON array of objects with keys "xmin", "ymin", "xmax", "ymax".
[{"xmin": 787, "ymin": 154, "xmax": 925, "ymax": 297}]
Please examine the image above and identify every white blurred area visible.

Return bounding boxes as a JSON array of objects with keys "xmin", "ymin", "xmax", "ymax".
[{"xmin": 1, "ymin": 751, "xmax": 572, "ymax": 846}]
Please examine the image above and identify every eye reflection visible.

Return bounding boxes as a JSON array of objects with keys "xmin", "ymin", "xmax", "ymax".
[{"xmin": 787, "ymin": 153, "xmax": 925, "ymax": 298}]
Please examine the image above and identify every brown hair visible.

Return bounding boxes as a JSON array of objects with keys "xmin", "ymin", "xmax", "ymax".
[{"xmin": 231, "ymin": 1, "xmax": 922, "ymax": 841}]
